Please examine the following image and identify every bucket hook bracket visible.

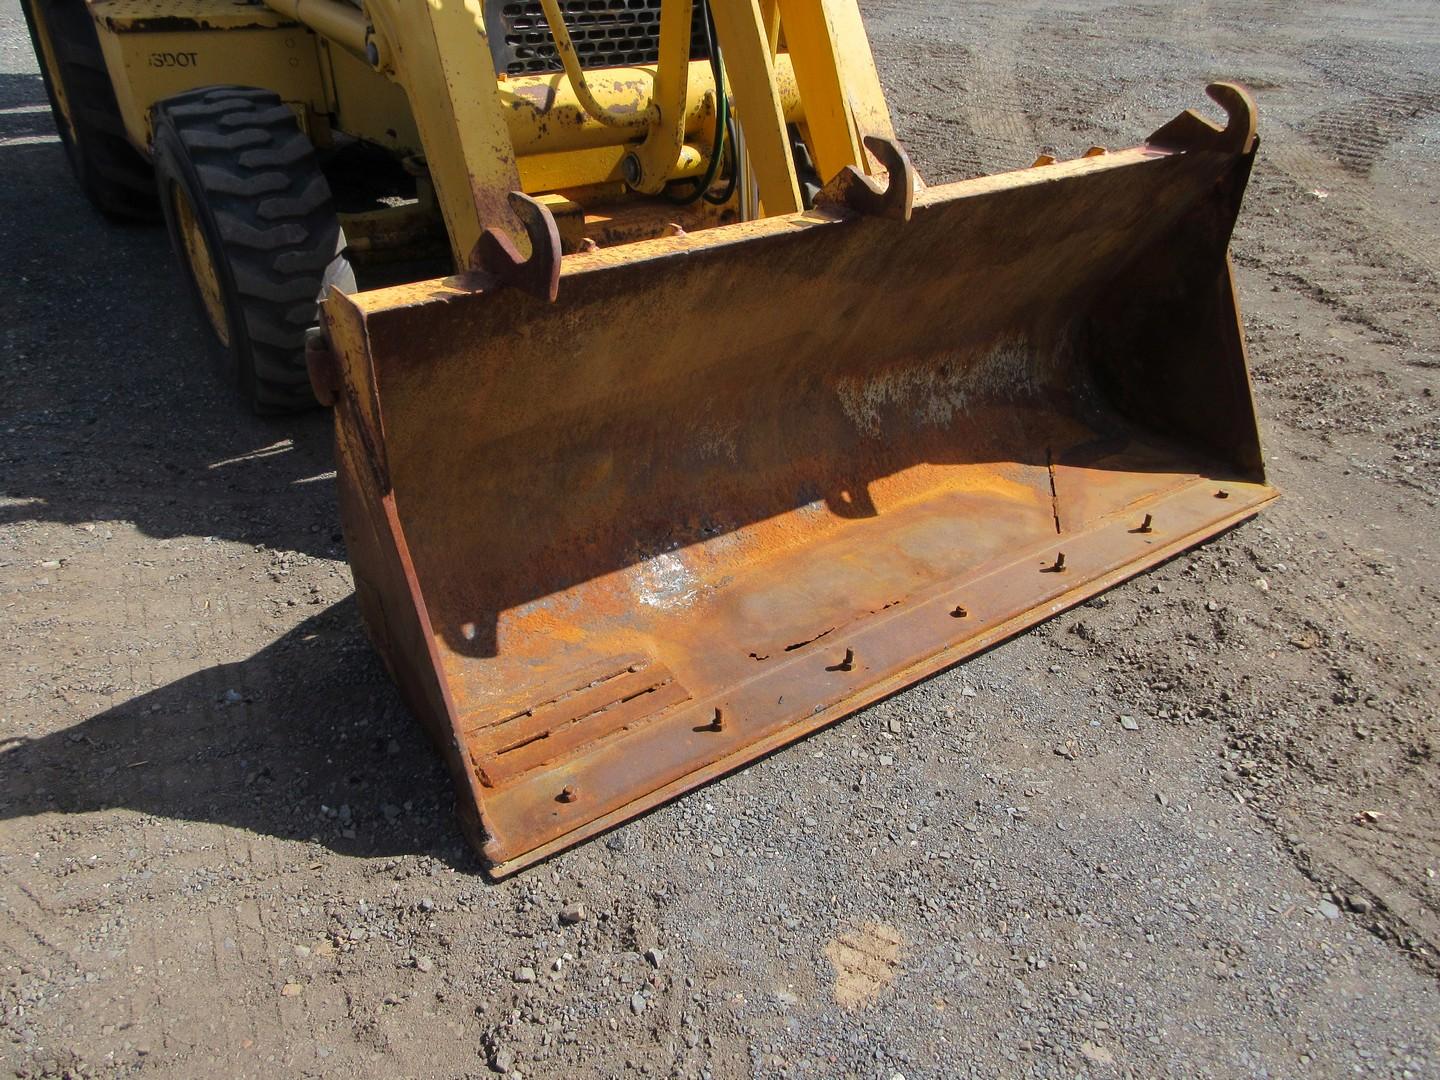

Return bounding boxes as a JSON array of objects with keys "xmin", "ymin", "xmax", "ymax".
[
  {"xmin": 470, "ymin": 191, "xmax": 563, "ymax": 302},
  {"xmin": 815, "ymin": 135, "xmax": 916, "ymax": 222},
  {"xmin": 1146, "ymin": 81, "xmax": 1258, "ymax": 156}
]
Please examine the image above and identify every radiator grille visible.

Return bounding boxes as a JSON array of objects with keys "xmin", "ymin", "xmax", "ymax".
[{"xmin": 485, "ymin": 0, "xmax": 709, "ymax": 75}]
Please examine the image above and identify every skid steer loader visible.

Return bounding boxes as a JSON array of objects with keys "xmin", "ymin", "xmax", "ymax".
[{"xmin": 23, "ymin": 0, "xmax": 1275, "ymax": 875}]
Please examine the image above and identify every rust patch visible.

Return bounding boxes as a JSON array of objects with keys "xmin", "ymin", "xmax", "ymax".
[
  {"xmin": 468, "ymin": 657, "xmax": 690, "ymax": 787},
  {"xmin": 833, "ymin": 337, "xmax": 1056, "ymax": 439}
]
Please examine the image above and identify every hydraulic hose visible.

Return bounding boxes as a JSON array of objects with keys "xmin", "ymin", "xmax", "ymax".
[{"xmin": 667, "ymin": 1, "xmax": 729, "ymax": 206}]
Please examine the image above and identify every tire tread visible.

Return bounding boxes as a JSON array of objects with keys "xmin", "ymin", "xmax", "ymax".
[{"xmin": 152, "ymin": 86, "xmax": 353, "ymax": 413}]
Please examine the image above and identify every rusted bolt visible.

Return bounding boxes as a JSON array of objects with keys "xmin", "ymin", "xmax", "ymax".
[
  {"xmin": 951, "ymin": 604, "xmax": 968, "ymax": 618},
  {"xmin": 621, "ymin": 153, "xmax": 641, "ymax": 186},
  {"xmin": 558, "ymin": 785, "xmax": 577, "ymax": 803},
  {"xmin": 1042, "ymin": 552, "xmax": 1067, "ymax": 573},
  {"xmin": 1135, "ymin": 513, "xmax": 1154, "ymax": 534},
  {"xmin": 1215, "ymin": 489, "xmax": 1230, "ymax": 499}
]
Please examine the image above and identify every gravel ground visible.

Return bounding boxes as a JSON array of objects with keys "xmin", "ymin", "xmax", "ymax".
[{"xmin": 2, "ymin": 0, "xmax": 1438, "ymax": 1077}]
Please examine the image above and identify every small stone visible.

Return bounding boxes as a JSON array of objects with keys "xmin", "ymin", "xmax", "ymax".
[
  {"xmin": 1118, "ymin": 715, "xmax": 1139, "ymax": 731},
  {"xmin": 559, "ymin": 902, "xmax": 585, "ymax": 925},
  {"xmin": 513, "ymin": 966, "xmax": 537, "ymax": 983},
  {"xmin": 222, "ymin": 688, "xmax": 243, "ymax": 705},
  {"xmin": 414, "ymin": 955, "xmax": 434, "ymax": 973},
  {"xmin": 961, "ymin": 685, "xmax": 977, "ymax": 698},
  {"xmin": 878, "ymin": 754, "xmax": 895, "ymax": 767},
  {"xmin": 711, "ymin": 844, "xmax": 724, "ymax": 858},
  {"xmin": 491, "ymin": 1048, "xmax": 515, "ymax": 1074},
  {"xmin": 1080, "ymin": 1041, "xmax": 1114, "ymax": 1066},
  {"xmin": 293, "ymin": 944, "xmax": 310, "ymax": 957},
  {"xmin": 387, "ymin": 739, "xmax": 401, "ymax": 755},
  {"xmin": 887, "ymin": 716, "xmax": 901, "ymax": 734},
  {"xmin": 1317, "ymin": 900, "xmax": 1341, "ymax": 920},
  {"xmin": 1206, "ymin": 600, "xmax": 1220, "ymax": 612},
  {"xmin": 1347, "ymin": 895, "xmax": 1373, "ymax": 915},
  {"xmin": 280, "ymin": 982, "xmax": 303, "ymax": 997},
  {"xmin": 419, "ymin": 897, "xmax": 435, "ymax": 912},
  {"xmin": 1053, "ymin": 743, "xmax": 1076, "ymax": 761},
  {"xmin": 630, "ymin": 991, "xmax": 646, "ymax": 1015},
  {"xmin": 683, "ymin": 1029, "xmax": 700, "ymax": 1049},
  {"xmin": 643, "ymin": 947, "xmax": 663, "ymax": 968}
]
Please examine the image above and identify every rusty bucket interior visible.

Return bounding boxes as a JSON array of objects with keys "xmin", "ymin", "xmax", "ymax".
[{"xmin": 323, "ymin": 86, "xmax": 1276, "ymax": 876}]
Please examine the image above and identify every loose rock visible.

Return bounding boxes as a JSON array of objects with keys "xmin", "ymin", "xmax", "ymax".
[{"xmin": 560, "ymin": 902, "xmax": 586, "ymax": 925}]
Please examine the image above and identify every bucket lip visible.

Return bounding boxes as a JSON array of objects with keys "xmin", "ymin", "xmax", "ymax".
[
  {"xmin": 477, "ymin": 474, "xmax": 1277, "ymax": 878},
  {"xmin": 333, "ymin": 145, "xmax": 1169, "ymax": 321}
]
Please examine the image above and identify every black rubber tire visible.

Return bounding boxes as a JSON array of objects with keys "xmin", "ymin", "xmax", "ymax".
[
  {"xmin": 151, "ymin": 86, "xmax": 354, "ymax": 414},
  {"xmin": 19, "ymin": 0, "xmax": 156, "ymax": 219}
]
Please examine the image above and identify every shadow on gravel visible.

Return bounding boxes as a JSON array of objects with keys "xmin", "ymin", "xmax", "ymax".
[
  {"xmin": 0, "ymin": 597, "xmax": 481, "ymax": 869},
  {"xmin": 0, "ymin": 71, "xmax": 342, "ymax": 561}
]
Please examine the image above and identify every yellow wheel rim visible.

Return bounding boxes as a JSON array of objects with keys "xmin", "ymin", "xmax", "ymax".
[{"xmin": 171, "ymin": 184, "xmax": 231, "ymax": 347}]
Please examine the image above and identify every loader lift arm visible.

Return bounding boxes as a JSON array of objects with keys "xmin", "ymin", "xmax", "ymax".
[{"xmin": 258, "ymin": 0, "xmax": 895, "ymax": 274}]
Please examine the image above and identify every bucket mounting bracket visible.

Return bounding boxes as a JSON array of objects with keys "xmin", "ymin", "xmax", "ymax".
[
  {"xmin": 814, "ymin": 135, "xmax": 916, "ymax": 222},
  {"xmin": 469, "ymin": 191, "xmax": 563, "ymax": 302}
]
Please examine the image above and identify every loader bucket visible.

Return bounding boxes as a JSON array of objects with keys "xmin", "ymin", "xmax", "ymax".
[{"xmin": 321, "ymin": 84, "xmax": 1275, "ymax": 876}]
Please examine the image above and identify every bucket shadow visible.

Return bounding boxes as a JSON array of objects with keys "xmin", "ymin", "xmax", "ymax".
[{"xmin": 0, "ymin": 598, "xmax": 479, "ymax": 869}]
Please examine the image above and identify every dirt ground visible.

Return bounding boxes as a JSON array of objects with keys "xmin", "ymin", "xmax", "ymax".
[{"xmin": 2, "ymin": 0, "xmax": 1438, "ymax": 1077}]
